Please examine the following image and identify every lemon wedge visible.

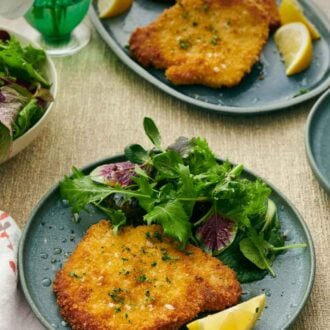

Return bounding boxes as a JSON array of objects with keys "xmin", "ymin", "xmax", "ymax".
[
  {"xmin": 98, "ymin": 0, "xmax": 133, "ymax": 18},
  {"xmin": 274, "ymin": 22, "xmax": 313, "ymax": 75},
  {"xmin": 279, "ymin": 0, "xmax": 320, "ymax": 40},
  {"xmin": 187, "ymin": 294, "xmax": 266, "ymax": 330}
]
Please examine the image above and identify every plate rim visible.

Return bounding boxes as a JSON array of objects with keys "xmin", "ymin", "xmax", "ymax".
[
  {"xmin": 305, "ymin": 88, "xmax": 330, "ymax": 193},
  {"xmin": 19, "ymin": 155, "xmax": 316, "ymax": 329},
  {"xmin": 88, "ymin": 0, "xmax": 330, "ymax": 115}
]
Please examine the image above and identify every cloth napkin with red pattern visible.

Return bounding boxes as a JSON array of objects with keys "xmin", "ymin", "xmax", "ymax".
[{"xmin": 0, "ymin": 210, "xmax": 43, "ymax": 330}]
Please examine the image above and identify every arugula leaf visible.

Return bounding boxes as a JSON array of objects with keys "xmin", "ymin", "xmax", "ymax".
[
  {"xmin": 132, "ymin": 176, "xmax": 155, "ymax": 212},
  {"xmin": 61, "ymin": 167, "xmax": 151, "ymax": 214},
  {"xmin": 176, "ymin": 164, "xmax": 196, "ymax": 217},
  {"xmin": 143, "ymin": 117, "xmax": 161, "ymax": 150},
  {"xmin": 125, "ymin": 144, "xmax": 149, "ymax": 164},
  {"xmin": 144, "ymin": 199, "xmax": 192, "ymax": 244},
  {"xmin": 60, "ymin": 174, "xmax": 117, "ymax": 213}
]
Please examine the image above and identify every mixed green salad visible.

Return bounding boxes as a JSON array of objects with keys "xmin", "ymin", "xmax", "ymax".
[
  {"xmin": 0, "ymin": 30, "xmax": 53, "ymax": 162},
  {"xmin": 61, "ymin": 117, "xmax": 306, "ymax": 283}
]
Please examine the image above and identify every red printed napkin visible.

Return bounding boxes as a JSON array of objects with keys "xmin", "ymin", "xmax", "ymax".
[{"xmin": 0, "ymin": 210, "xmax": 43, "ymax": 330}]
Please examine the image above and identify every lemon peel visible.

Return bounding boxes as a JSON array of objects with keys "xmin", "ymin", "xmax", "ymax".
[
  {"xmin": 274, "ymin": 22, "xmax": 313, "ymax": 76},
  {"xmin": 98, "ymin": 0, "xmax": 133, "ymax": 18},
  {"xmin": 279, "ymin": 0, "xmax": 320, "ymax": 40},
  {"xmin": 187, "ymin": 294, "xmax": 266, "ymax": 330}
]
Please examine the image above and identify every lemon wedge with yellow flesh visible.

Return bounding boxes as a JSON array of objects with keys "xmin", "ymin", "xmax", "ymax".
[
  {"xmin": 187, "ymin": 294, "xmax": 266, "ymax": 330},
  {"xmin": 279, "ymin": 0, "xmax": 320, "ymax": 40},
  {"xmin": 98, "ymin": 0, "xmax": 133, "ymax": 18},
  {"xmin": 274, "ymin": 22, "xmax": 313, "ymax": 76}
]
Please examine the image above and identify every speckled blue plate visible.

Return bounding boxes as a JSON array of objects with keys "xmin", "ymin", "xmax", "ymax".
[
  {"xmin": 89, "ymin": 0, "xmax": 330, "ymax": 115},
  {"xmin": 19, "ymin": 155, "xmax": 315, "ymax": 330},
  {"xmin": 306, "ymin": 89, "xmax": 330, "ymax": 193}
]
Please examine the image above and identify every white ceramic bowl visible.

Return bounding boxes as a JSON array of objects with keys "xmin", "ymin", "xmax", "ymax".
[{"xmin": 1, "ymin": 29, "xmax": 57, "ymax": 163}]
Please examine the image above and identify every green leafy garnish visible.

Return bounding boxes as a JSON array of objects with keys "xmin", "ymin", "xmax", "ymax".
[{"xmin": 0, "ymin": 33, "xmax": 52, "ymax": 162}]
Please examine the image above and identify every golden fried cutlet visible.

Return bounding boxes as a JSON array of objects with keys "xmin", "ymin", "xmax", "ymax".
[
  {"xmin": 252, "ymin": 0, "xmax": 280, "ymax": 29},
  {"xmin": 53, "ymin": 221, "xmax": 241, "ymax": 330},
  {"xmin": 129, "ymin": 0, "xmax": 270, "ymax": 88}
]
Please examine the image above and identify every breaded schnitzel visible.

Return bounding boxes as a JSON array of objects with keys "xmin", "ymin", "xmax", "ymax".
[
  {"xmin": 129, "ymin": 0, "xmax": 270, "ymax": 88},
  {"xmin": 53, "ymin": 221, "xmax": 241, "ymax": 330},
  {"xmin": 252, "ymin": 0, "xmax": 280, "ymax": 29}
]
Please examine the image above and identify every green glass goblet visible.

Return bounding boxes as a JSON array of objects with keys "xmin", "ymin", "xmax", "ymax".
[{"xmin": 25, "ymin": 0, "xmax": 91, "ymax": 57}]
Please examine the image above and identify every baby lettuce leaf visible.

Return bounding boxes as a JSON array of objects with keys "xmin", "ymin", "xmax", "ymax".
[
  {"xmin": 143, "ymin": 117, "xmax": 162, "ymax": 150},
  {"xmin": 124, "ymin": 144, "xmax": 149, "ymax": 164},
  {"xmin": 219, "ymin": 232, "xmax": 268, "ymax": 283},
  {"xmin": 0, "ymin": 38, "xmax": 49, "ymax": 87},
  {"xmin": 0, "ymin": 85, "xmax": 29, "ymax": 162},
  {"xmin": 12, "ymin": 98, "xmax": 44, "ymax": 139},
  {"xmin": 153, "ymin": 150, "xmax": 184, "ymax": 180}
]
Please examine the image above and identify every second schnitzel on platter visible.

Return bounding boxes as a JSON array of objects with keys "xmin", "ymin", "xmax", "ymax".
[{"xmin": 129, "ymin": 0, "xmax": 278, "ymax": 88}]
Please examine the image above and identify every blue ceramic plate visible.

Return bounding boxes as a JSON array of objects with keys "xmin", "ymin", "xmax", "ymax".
[
  {"xmin": 19, "ymin": 156, "xmax": 315, "ymax": 330},
  {"xmin": 89, "ymin": 0, "xmax": 330, "ymax": 115},
  {"xmin": 306, "ymin": 89, "xmax": 330, "ymax": 193}
]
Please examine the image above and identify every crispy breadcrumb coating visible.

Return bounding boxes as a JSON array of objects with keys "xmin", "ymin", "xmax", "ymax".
[
  {"xmin": 53, "ymin": 221, "xmax": 241, "ymax": 330},
  {"xmin": 129, "ymin": 0, "xmax": 271, "ymax": 88}
]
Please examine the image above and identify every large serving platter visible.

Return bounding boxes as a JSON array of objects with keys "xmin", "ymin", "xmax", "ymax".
[
  {"xmin": 19, "ymin": 155, "xmax": 315, "ymax": 330},
  {"xmin": 89, "ymin": 0, "xmax": 330, "ymax": 115}
]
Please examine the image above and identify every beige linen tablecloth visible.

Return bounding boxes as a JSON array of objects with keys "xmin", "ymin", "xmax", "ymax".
[{"xmin": 0, "ymin": 2, "xmax": 329, "ymax": 329}]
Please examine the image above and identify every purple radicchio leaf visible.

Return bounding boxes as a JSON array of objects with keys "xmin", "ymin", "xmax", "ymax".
[
  {"xmin": 196, "ymin": 213, "xmax": 237, "ymax": 255},
  {"xmin": 0, "ymin": 85, "xmax": 29, "ymax": 162},
  {"xmin": 90, "ymin": 161, "xmax": 136, "ymax": 187}
]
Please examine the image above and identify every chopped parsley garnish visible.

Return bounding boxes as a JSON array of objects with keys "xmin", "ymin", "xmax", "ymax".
[
  {"xmin": 137, "ymin": 274, "xmax": 148, "ymax": 283},
  {"xmin": 293, "ymin": 88, "xmax": 309, "ymax": 97},
  {"xmin": 145, "ymin": 289, "xmax": 156, "ymax": 302},
  {"xmin": 68, "ymin": 271, "xmax": 82, "ymax": 278},
  {"xmin": 210, "ymin": 34, "xmax": 220, "ymax": 45},
  {"xmin": 151, "ymin": 261, "xmax": 157, "ymax": 267},
  {"xmin": 179, "ymin": 39, "xmax": 191, "ymax": 50},
  {"xmin": 161, "ymin": 248, "xmax": 179, "ymax": 261},
  {"xmin": 153, "ymin": 232, "xmax": 163, "ymax": 241},
  {"xmin": 108, "ymin": 288, "xmax": 125, "ymax": 304},
  {"xmin": 119, "ymin": 269, "xmax": 130, "ymax": 275}
]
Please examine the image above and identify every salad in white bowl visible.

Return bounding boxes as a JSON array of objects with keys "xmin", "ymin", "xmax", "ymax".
[{"xmin": 0, "ymin": 28, "xmax": 57, "ymax": 163}]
